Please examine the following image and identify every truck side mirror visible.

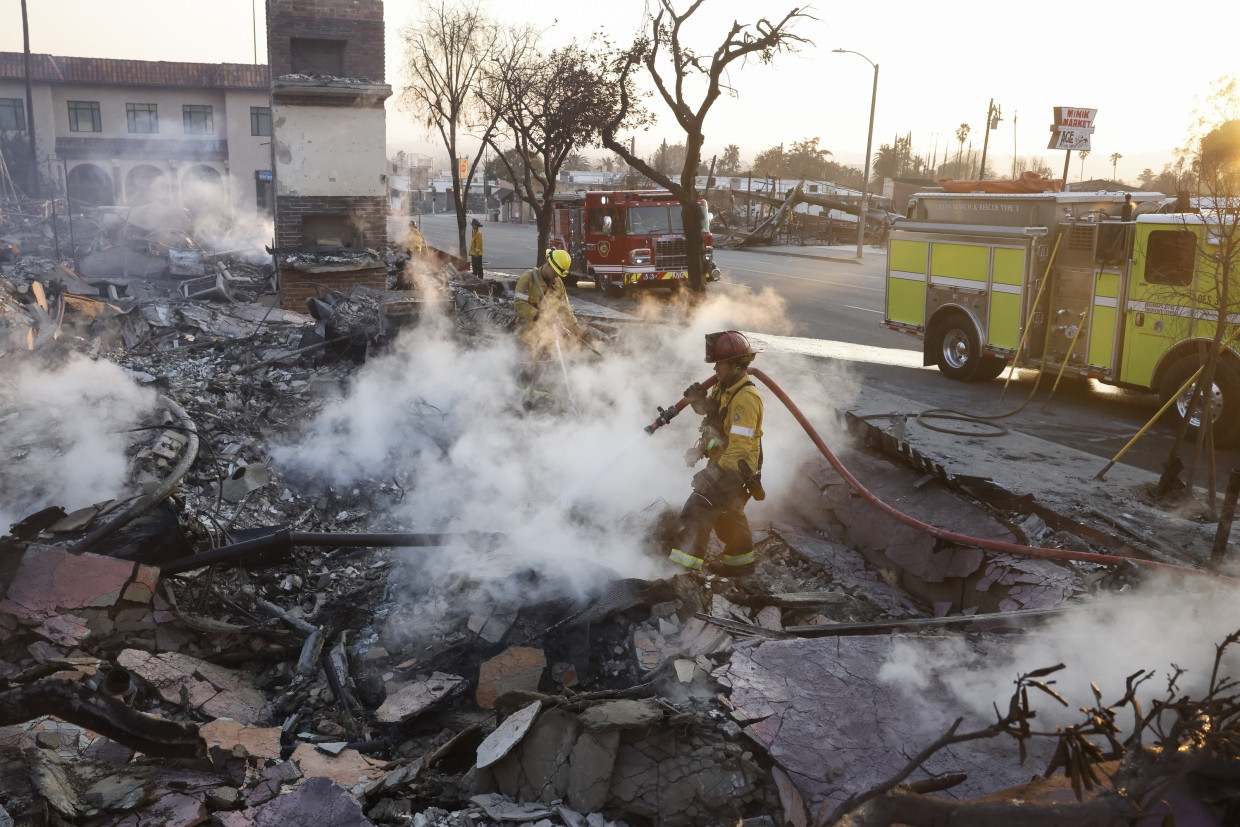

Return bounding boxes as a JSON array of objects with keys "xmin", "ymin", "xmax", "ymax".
[{"xmin": 602, "ymin": 215, "xmax": 613, "ymax": 235}]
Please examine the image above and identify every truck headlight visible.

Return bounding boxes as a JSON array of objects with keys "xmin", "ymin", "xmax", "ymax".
[{"xmin": 629, "ymin": 248, "xmax": 651, "ymax": 266}]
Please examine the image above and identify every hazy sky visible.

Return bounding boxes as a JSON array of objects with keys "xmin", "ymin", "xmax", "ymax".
[{"xmin": 6, "ymin": 0, "xmax": 1238, "ymax": 182}]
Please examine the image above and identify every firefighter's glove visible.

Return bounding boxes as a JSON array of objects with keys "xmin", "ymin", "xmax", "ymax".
[
  {"xmin": 690, "ymin": 395, "xmax": 716, "ymax": 416},
  {"xmin": 683, "ymin": 381, "xmax": 704, "ymax": 400},
  {"xmin": 738, "ymin": 460, "xmax": 766, "ymax": 502},
  {"xmin": 683, "ymin": 444, "xmax": 706, "ymax": 467}
]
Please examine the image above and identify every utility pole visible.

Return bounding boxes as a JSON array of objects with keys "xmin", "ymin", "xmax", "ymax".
[
  {"xmin": 1011, "ymin": 110, "xmax": 1018, "ymax": 178},
  {"xmin": 832, "ymin": 49, "xmax": 879, "ymax": 258},
  {"xmin": 20, "ymin": 0, "xmax": 40, "ymax": 197},
  {"xmin": 978, "ymin": 99, "xmax": 1001, "ymax": 181}
]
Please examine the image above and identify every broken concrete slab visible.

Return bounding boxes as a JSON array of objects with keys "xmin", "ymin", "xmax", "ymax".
[
  {"xmin": 290, "ymin": 743, "xmax": 389, "ymax": 793},
  {"xmin": 577, "ymin": 699, "xmax": 662, "ymax": 731},
  {"xmin": 716, "ymin": 635, "xmax": 1057, "ymax": 814},
  {"xmin": 375, "ymin": 671, "xmax": 464, "ymax": 723},
  {"xmin": 469, "ymin": 792, "xmax": 555, "ymax": 822},
  {"xmin": 606, "ymin": 723, "xmax": 766, "ymax": 826},
  {"xmin": 199, "ymin": 719, "xmax": 282, "ymax": 764},
  {"xmin": 467, "ymin": 605, "xmax": 519, "ymax": 644},
  {"xmin": 0, "ymin": 544, "xmax": 158, "ymax": 621},
  {"xmin": 219, "ymin": 776, "xmax": 374, "ymax": 827},
  {"xmin": 117, "ymin": 649, "xmax": 266, "ymax": 724},
  {"xmin": 516, "ymin": 706, "xmax": 578, "ymax": 802},
  {"xmin": 567, "ymin": 729, "xmax": 620, "ymax": 813},
  {"xmin": 221, "ymin": 463, "xmax": 271, "ymax": 503},
  {"xmin": 476, "ymin": 646, "xmax": 546, "ymax": 709},
  {"xmin": 476, "ymin": 699, "xmax": 542, "ymax": 769}
]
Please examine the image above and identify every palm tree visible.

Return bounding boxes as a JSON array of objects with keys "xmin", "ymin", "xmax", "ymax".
[
  {"xmin": 1079, "ymin": 150, "xmax": 1089, "ymax": 181},
  {"xmin": 955, "ymin": 123, "xmax": 971, "ymax": 175},
  {"xmin": 1110, "ymin": 152, "xmax": 1123, "ymax": 180}
]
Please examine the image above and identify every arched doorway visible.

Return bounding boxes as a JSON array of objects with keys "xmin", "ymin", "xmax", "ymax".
[
  {"xmin": 125, "ymin": 164, "xmax": 167, "ymax": 206},
  {"xmin": 66, "ymin": 163, "xmax": 113, "ymax": 207},
  {"xmin": 182, "ymin": 164, "xmax": 224, "ymax": 213}
]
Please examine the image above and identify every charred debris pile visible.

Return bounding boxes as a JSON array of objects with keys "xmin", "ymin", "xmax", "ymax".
[{"xmin": 0, "ymin": 213, "xmax": 1229, "ymax": 826}]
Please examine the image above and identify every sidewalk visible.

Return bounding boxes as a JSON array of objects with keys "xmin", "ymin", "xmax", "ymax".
[{"xmin": 844, "ymin": 380, "xmax": 1221, "ymax": 570}]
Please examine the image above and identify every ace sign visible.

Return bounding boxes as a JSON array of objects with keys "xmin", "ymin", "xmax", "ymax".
[{"xmin": 1048, "ymin": 107, "xmax": 1097, "ymax": 151}]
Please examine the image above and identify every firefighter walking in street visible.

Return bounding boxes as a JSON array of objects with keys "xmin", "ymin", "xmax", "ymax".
[
  {"xmin": 469, "ymin": 218, "xmax": 484, "ymax": 278},
  {"xmin": 669, "ymin": 331, "xmax": 765, "ymax": 577}
]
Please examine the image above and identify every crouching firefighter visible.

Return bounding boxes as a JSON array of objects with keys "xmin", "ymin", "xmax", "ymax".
[{"xmin": 668, "ymin": 331, "xmax": 766, "ymax": 577}]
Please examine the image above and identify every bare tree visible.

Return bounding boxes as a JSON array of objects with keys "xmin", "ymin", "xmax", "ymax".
[
  {"xmin": 482, "ymin": 35, "xmax": 636, "ymax": 266},
  {"xmin": 1155, "ymin": 102, "xmax": 1240, "ymax": 512},
  {"xmin": 399, "ymin": 1, "xmax": 503, "ymax": 258},
  {"xmin": 602, "ymin": 1, "xmax": 813, "ymax": 291}
]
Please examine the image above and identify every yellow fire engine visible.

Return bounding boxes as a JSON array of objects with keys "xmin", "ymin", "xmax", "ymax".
[{"xmin": 884, "ymin": 190, "xmax": 1239, "ymax": 441}]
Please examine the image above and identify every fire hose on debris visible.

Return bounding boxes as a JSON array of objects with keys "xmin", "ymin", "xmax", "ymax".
[{"xmin": 647, "ymin": 368, "xmax": 1233, "ymax": 583}]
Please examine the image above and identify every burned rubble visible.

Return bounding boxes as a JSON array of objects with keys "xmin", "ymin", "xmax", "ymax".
[{"xmin": 1, "ymin": 208, "xmax": 1238, "ymax": 826}]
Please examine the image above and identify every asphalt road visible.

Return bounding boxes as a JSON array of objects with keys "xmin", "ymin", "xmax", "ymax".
[{"xmin": 413, "ymin": 212, "xmax": 1240, "ymax": 488}]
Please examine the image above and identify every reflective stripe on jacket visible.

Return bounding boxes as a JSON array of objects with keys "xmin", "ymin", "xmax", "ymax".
[{"xmin": 707, "ymin": 373, "xmax": 763, "ymax": 475}]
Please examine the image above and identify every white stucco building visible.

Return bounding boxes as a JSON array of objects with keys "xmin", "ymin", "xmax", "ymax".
[{"xmin": 0, "ymin": 53, "xmax": 270, "ymax": 218}]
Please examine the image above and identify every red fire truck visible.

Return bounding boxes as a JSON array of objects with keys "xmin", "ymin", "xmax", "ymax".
[{"xmin": 549, "ymin": 190, "xmax": 721, "ymax": 293}]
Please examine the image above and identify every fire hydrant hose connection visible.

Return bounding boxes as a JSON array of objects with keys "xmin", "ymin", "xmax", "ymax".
[{"xmin": 651, "ymin": 367, "xmax": 1230, "ymax": 583}]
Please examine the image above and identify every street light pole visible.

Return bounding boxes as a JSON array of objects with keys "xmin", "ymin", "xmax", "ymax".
[{"xmin": 833, "ymin": 49, "xmax": 878, "ymax": 259}]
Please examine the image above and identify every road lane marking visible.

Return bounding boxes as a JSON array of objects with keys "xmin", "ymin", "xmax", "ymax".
[
  {"xmin": 719, "ymin": 266, "xmax": 884, "ymax": 292},
  {"xmin": 843, "ymin": 305, "xmax": 882, "ymax": 314}
]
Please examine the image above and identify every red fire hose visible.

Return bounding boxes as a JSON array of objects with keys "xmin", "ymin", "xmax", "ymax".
[{"xmin": 652, "ymin": 368, "xmax": 1231, "ymax": 582}]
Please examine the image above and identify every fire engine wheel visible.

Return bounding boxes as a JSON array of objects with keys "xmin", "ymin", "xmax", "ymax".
[
  {"xmin": 1159, "ymin": 357, "xmax": 1240, "ymax": 445},
  {"xmin": 596, "ymin": 273, "xmax": 622, "ymax": 297},
  {"xmin": 932, "ymin": 314, "xmax": 986, "ymax": 382}
]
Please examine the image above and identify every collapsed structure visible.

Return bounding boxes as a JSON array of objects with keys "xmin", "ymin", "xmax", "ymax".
[
  {"xmin": 2, "ymin": 178, "xmax": 1239, "ymax": 825},
  {"xmin": 2, "ymin": 3, "xmax": 1239, "ymax": 825}
]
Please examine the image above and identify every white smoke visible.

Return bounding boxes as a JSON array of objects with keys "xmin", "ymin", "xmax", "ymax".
[
  {"xmin": 269, "ymin": 280, "xmax": 855, "ymax": 600},
  {"xmin": 877, "ymin": 574, "xmax": 1240, "ymax": 736},
  {"xmin": 0, "ymin": 355, "xmax": 158, "ymax": 533}
]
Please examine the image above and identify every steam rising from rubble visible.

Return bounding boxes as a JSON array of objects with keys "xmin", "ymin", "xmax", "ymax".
[
  {"xmin": 878, "ymin": 576, "xmax": 1240, "ymax": 734},
  {"xmin": 271, "ymin": 282, "xmax": 848, "ymax": 601},
  {"xmin": 0, "ymin": 355, "xmax": 158, "ymax": 533}
]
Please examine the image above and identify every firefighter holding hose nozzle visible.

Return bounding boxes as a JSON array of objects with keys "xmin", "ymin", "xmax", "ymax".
[{"xmin": 668, "ymin": 331, "xmax": 766, "ymax": 577}]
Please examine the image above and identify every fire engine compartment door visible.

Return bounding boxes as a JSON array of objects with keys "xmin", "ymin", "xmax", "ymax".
[
  {"xmin": 886, "ymin": 237, "xmax": 928, "ymax": 327},
  {"xmin": 887, "ymin": 226, "xmax": 1031, "ymax": 352},
  {"xmin": 1120, "ymin": 222, "xmax": 1203, "ymax": 389}
]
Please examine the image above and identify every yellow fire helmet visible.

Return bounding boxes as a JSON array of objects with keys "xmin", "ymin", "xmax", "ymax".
[{"xmin": 545, "ymin": 248, "xmax": 572, "ymax": 277}]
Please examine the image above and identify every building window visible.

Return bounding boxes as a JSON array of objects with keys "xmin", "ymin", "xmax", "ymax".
[
  {"xmin": 250, "ymin": 106, "xmax": 271, "ymax": 137},
  {"xmin": 182, "ymin": 104, "xmax": 213, "ymax": 135},
  {"xmin": 126, "ymin": 103, "xmax": 158, "ymax": 134},
  {"xmin": 0, "ymin": 98, "xmax": 26, "ymax": 131},
  {"xmin": 290, "ymin": 38, "xmax": 346, "ymax": 75},
  {"xmin": 67, "ymin": 101, "xmax": 102, "ymax": 133}
]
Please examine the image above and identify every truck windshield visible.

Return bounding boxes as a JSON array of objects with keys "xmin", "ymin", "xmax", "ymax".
[
  {"xmin": 625, "ymin": 203, "xmax": 706, "ymax": 234},
  {"xmin": 627, "ymin": 206, "xmax": 672, "ymax": 235}
]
